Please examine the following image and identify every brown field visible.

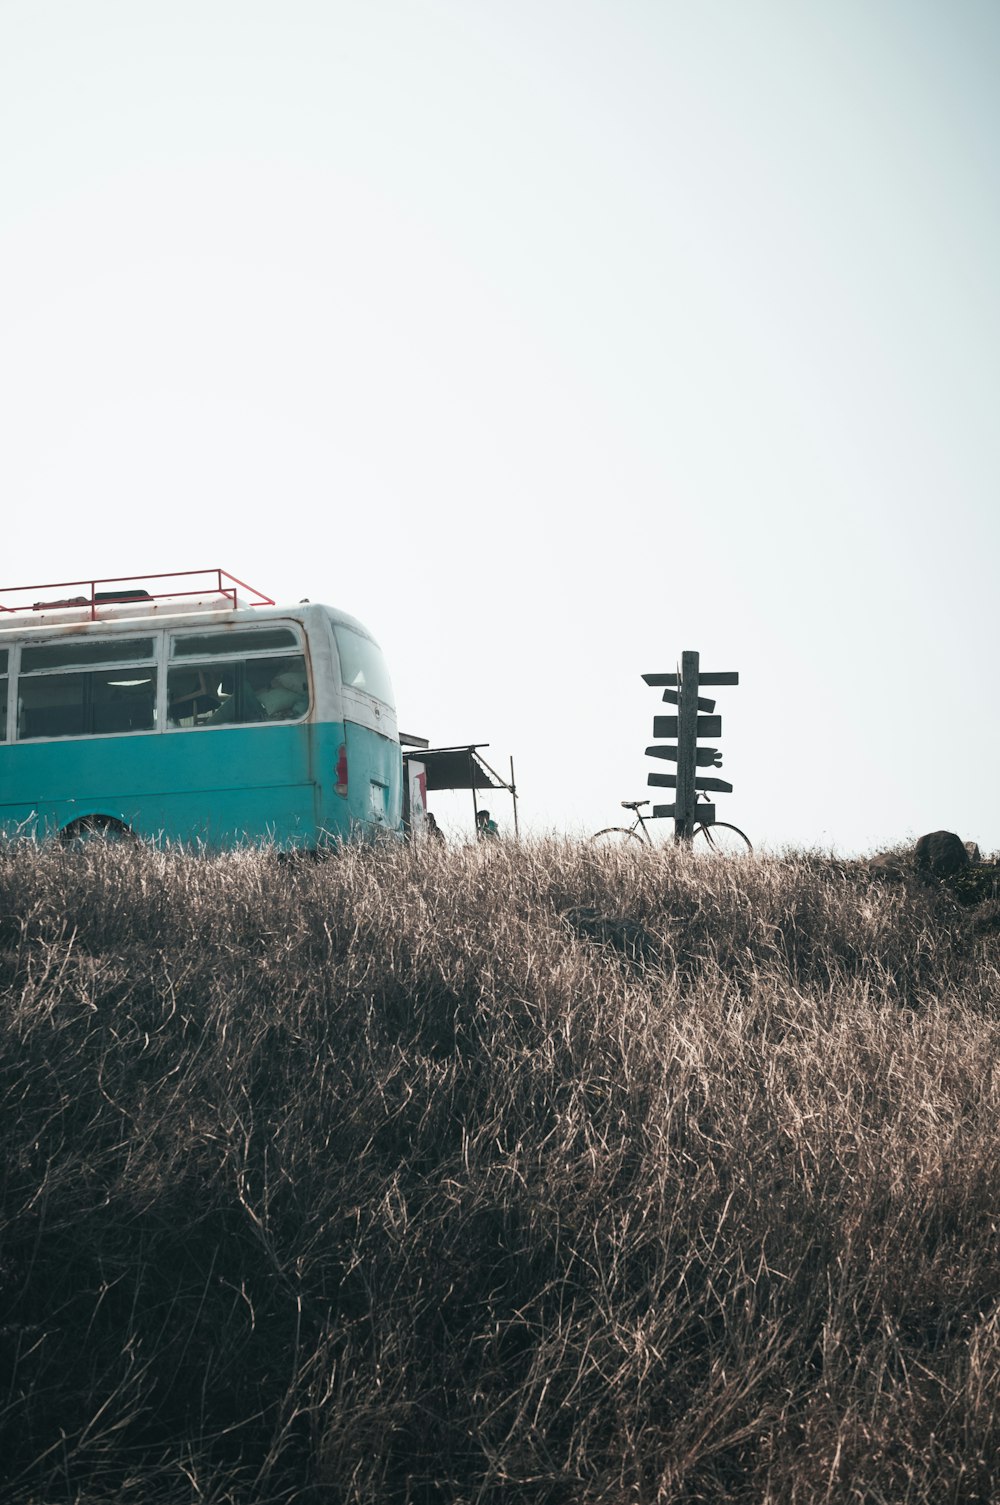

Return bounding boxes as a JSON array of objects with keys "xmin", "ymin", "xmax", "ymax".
[{"xmin": 1, "ymin": 837, "xmax": 998, "ymax": 1503}]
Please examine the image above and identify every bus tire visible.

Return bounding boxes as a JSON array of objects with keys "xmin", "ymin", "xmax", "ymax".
[{"xmin": 60, "ymin": 815, "xmax": 135, "ymax": 846}]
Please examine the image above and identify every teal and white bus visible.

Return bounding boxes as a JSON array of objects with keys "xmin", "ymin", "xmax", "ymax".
[{"xmin": 0, "ymin": 571, "xmax": 402, "ymax": 847}]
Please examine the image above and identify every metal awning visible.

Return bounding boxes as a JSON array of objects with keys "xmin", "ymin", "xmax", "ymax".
[
  {"xmin": 413, "ymin": 746, "xmax": 505, "ymax": 792},
  {"xmin": 402, "ymin": 744, "xmax": 519, "ymax": 836}
]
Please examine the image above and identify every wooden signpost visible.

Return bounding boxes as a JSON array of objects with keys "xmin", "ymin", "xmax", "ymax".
[{"xmin": 642, "ymin": 651, "xmax": 739, "ymax": 843}]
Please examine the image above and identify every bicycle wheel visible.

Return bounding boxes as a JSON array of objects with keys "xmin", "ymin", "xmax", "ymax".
[
  {"xmin": 591, "ymin": 826, "xmax": 646, "ymax": 847},
  {"xmin": 692, "ymin": 822, "xmax": 753, "ymax": 856}
]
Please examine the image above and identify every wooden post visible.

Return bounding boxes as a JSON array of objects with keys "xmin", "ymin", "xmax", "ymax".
[{"xmin": 674, "ymin": 650, "xmax": 699, "ymax": 843}]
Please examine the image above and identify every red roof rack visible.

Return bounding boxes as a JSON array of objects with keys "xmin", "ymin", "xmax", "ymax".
[{"xmin": 0, "ymin": 569, "xmax": 275, "ymax": 619}]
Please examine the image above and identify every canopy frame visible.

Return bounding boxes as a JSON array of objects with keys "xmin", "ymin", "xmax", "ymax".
[{"xmin": 402, "ymin": 744, "xmax": 519, "ymax": 838}]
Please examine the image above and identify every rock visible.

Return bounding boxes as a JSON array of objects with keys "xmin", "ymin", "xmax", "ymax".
[
  {"xmin": 965, "ymin": 841, "xmax": 982, "ymax": 865},
  {"xmin": 867, "ymin": 851, "xmax": 910, "ymax": 880},
  {"xmin": 914, "ymin": 830, "xmax": 970, "ymax": 880}
]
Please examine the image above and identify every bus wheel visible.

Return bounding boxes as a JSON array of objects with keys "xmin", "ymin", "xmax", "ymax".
[{"xmin": 60, "ymin": 816, "xmax": 135, "ymax": 846}]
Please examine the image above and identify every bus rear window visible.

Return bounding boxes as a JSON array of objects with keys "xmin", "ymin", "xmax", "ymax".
[{"xmin": 334, "ymin": 627, "xmax": 394, "ymax": 706}]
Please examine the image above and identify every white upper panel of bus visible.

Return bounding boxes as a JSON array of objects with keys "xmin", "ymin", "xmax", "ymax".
[
  {"xmin": 0, "ymin": 598, "xmax": 371, "ymax": 638},
  {"xmin": 0, "ymin": 599, "xmax": 397, "ymax": 726}
]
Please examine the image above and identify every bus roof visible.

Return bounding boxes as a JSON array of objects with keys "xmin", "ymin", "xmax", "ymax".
[
  {"xmin": 0, "ymin": 569, "xmax": 274, "ymax": 624},
  {"xmin": 0, "ymin": 574, "xmax": 383, "ymax": 648}
]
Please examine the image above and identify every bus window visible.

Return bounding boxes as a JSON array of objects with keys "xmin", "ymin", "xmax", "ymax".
[
  {"xmin": 18, "ymin": 670, "xmax": 158, "ymax": 739},
  {"xmin": 172, "ymin": 628, "xmax": 299, "ymax": 658},
  {"xmin": 20, "ymin": 638, "xmax": 155, "ymax": 671},
  {"xmin": 334, "ymin": 626, "xmax": 394, "ymax": 705},
  {"xmin": 19, "ymin": 673, "xmax": 87, "ymax": 739},
  {"xmin": 167, "ymin": 652, "xmax": 310, "ymax": 728},
  {"xmin": 0, "ymin": 648, "xmax": 7, "ymax": 742},
  {"xmin": 254, "ymin": 660, "xmax": 310, "ymax": 718},
  {"xmin": 16, "ymin": 638, "xmax": 157, "ymax": 740}
]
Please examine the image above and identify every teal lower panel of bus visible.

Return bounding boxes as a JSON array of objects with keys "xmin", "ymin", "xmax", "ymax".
[
  {"xmin": 0, "ymin": 720, "xmax": 403, "ymax": 849},
  {"xmin": 333, "ymin": 719, "xmax": 404, "ymax": 840}
]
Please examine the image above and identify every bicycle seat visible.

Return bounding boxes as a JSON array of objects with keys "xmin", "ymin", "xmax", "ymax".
[{"xmin": 620, "ymin": 799, "xmax": 650, "ymax": 811}]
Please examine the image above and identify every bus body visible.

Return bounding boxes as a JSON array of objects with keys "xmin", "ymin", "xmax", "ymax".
[{"xmin": 0, "ymin": 581, "xmax": 402, "ymax": 848}]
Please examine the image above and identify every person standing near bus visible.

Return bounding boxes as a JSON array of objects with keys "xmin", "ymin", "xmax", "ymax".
[{"xmin": 476, "ymin": 809, "xmax": 499, "ymax": 840}]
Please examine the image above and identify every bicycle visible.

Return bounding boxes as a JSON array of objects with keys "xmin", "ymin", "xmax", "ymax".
[{"xmin": 592, "ymin": 793, "xmax": 753, "ymax": 855}]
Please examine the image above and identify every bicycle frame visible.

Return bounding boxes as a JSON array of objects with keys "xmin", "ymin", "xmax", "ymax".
[{"xmin": 592, "ymin": 795, "xmax": 752, "ymax": 854}]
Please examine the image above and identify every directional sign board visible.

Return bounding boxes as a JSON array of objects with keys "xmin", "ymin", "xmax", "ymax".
[
  {"xmin": 643, "ymin": 672, "xmax": 739, "ymax": 687},
  {"xmin": 652, "ymin": 804, "xmax": 716, "ymax": 824},
  {"xmin": 660, "ymin": 688, "xmax": 716, "ymax": 712},
  {"xmin": 645, "ymin": 745, "xmax": 723, "ymax": 767},
  {"xmin": 653, "ymin": 715, "xmax": 722, "ymax": 739},
  {"xmin": 647, "ymin": 773, "xmax": 733, "ymax": 793}
]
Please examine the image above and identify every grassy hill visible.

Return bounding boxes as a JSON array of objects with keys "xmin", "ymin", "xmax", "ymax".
[{"xmin": 1, "ymin": 838, "xmax": 998, "ymax": 1503}]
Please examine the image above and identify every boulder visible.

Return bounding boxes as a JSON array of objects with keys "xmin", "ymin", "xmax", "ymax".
[
  {"xmin": 866, "ymin": 851, "xmax": 910, "ymax": 881},
  {"xmin": 914, "ymin": 830, "xmax": 970, "ymax": 881}
]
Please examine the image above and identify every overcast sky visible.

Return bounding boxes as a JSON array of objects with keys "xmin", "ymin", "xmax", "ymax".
[{"xmin": 3, "ymin": 1, "xmax": 998, "ymax": 852}]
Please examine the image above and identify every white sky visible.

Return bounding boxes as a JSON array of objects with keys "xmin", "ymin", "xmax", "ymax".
[{"xmin": 3, "ymin": 0, "xmax": 998, "ymax": 853}]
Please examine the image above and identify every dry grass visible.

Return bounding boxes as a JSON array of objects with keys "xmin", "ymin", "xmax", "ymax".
[{"xmin": 1, "ymin": 837, "xmax": 998, "ymax": 1502}]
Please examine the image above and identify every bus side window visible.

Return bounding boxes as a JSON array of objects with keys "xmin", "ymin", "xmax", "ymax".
[
  {"xmin": 15, "ymin": 638, "xmax": 157, "ymax": 740},
  {"xmin": 18, "ymin": 670, "xmax": 157, "ymax": 740},
  {"xmin": 18, "ymin": 673, "xmax": 88, "ymax": 739},
  {"xmin": 168, "ymin": 668, "xmax": 223, "ymax": 725},
  {"xmin": 91, "ymin": 672, "xmax": 156, "ymax": 734},
  {"xmin": 252, "ymin": 657, "xmax": 309, "ymax": 719},
  {"xmin": 167, "ymin": 654, "xmax": 309, "ymax": 728},
  {"xmin": 203, "ymin": 667, "xmax": 258, "ymax": 725}
]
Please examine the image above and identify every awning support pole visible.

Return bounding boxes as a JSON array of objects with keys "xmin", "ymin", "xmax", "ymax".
[{"xmin": 470, "ymin": 750, "xmax": 479, "ymax": 834}]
